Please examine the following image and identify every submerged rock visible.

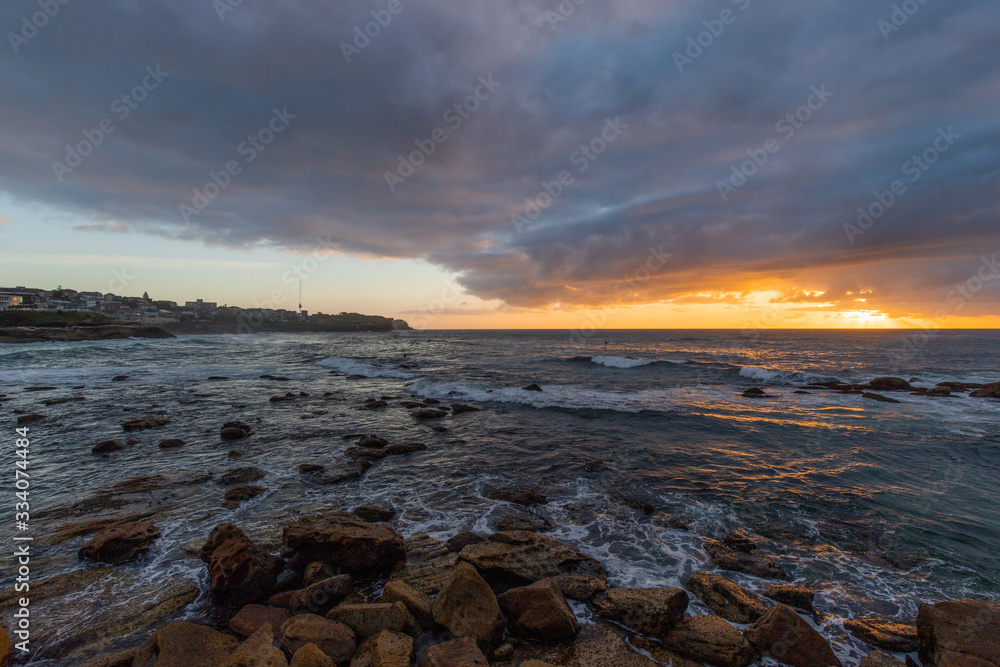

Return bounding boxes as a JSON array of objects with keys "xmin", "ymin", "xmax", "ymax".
[
  {"xmin": 432, "ymin": 562, "xmax": 505, "ymax": 649},
  {"xmin": 970, "ymin": 381, "xmax": 1000, "ymax": 398},
  {"xmin": 486, "ymin": 485, "xmax": 547, "ymax": 506},
  {"xmin": 863, "ymin": 392, "xmax": 901, "ymax": 404},
  {"xmin": 410, "ymin": 408, "xmax": 448, "ymax": 420},
  {"xmin": 743, "ymin": 388, "xmax": 767, "ymax": 398},
  {"xmin": 845, "ymin": 616, "xmax": 918, "ymax": 652},
  {"xmin": 224, "ymin": 485, "xmax": 266, "ymax": 503},
  {"xmin": 743, "ymin": 604, "xmax": 842, "ymax": 667},
  {"xmin": 17, "ymin": 413, "xmax": 46, "ymax": 424},
  {"xmin": 159, "ymin": 438, "xmax": 186, "ymax": 449},
  {"xmin": 764, "ymin": 584, "xmax": 815, "ymax": 612},
  {"xmin": 282, "ymin": 511, "xmax": 406, "ymax": 575},
  {"xmin": 498, "ymin": 578, "xmax": 579, "ymax": 642},
  {"xmin": 218, "ymin": 466, "xmax": 267, "ymax": 486},
  {"xmin": 451, "ymin": 404, "xmax": 480, "ymax": 413},
  {"xmin": 78, "ymin": 521, "xmax": 160, "ymax": 564},
  {"xmin": 494, "ymin": 511, "xmax": 553, "ymax": 533},
  {"xmin": 522, "ymin": 384, "xmax": 543, "ymax": 392},
  {"xmin": 357, "ymin": 434, "xmax": 389, "ymax": 448},
  {"xmin": 352, "ymin": 504, "xmax": 394, "ymax": 523},
  {"xmin": 221, "ymin": 421, "xmax": 252, "ymax": 440},
  {"xmin": 93, "ymin": 439, "xmax": 125, "ymax": 454},
  {"xmin": 201, "ymin": 523, "xmax": 283, "ymax": 607},
  {"xmin": 686, "ymin": 571, "xmax": 771, "ymax": 623},
  {"xmin": 917, "ymin": 598, "xmax": 1000, "ymax": 666},
  {"xmin": 314, "ymin": 460, "xmax": 372, "ymax": 484},
  {"xmin": 121, "ymin": 415, "xmax": 170, "ymax": 432}
]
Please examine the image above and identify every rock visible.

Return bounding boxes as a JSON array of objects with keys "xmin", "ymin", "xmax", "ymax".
[
  {"xmin": 869, "ymin": 377, "xmax": 911, "ymax": 391},
  {"xmin": 290, "ymin": 644, "xmax": 334, "ymax": 667},
  {"xmin": 314, "ymin": 460, "xmax": 372, "ymax": 484},
  {"xmin": 289, "ymin": 575, "xmax": 354, "ymax": 616},
  {"xmin": 389, "ymin": 541, "xmax": 459, "ymax": 597},
  {"xmin": 222, "ymin": 623, "xmax": 290, "ymax": 667},
  {"xmin": 17, "ymin": 414, "xmax": 46, "ymax": 424},
  {"xmin": 121, "ymin": 415, "xmax": 170, "ymax": 432},
  {"xmin": 201, "ymin": 523, "xmax": 283, "ymax": 607},
  {"xmin": 380, "ymin": 580, "xmax": 435, "ymax": 630},
  {"xmin": 522, "ymin": 384, "xmax": 543, "ymax": 392},
  {"xmin": 347, "ymin": 374, "xmax": 367, "ymax": 380},
  {"xmin": 686, "ymin": 571, "xmax": 771, "ymax": 623},
  {"xmin": 225, "ymin": 486, "xmax": 266, "ymax": 504},
  {"xmin": 926, "ymin": 386, "xmax": 952, "ymax": 397},
  {"xmin": 864, "ymin": 392, "xmax": 901, "ymax": 404},
  {"xmin": 358, "ymin": 435, "xmax": 389, "ymax": 448},
  {"xmin": 498, "ymin": 578, "xmax": 579, "ymax": 642},
  {"xmin": 345, "ymin": 447, "xmax": 389, "ymax": 461},
  {"xmin": 159, "ymin": 438, "xmax": 186, "ymax": 449},
  {"xmin": 299, "ymin": 463, "xmax": 324, "ymax": 474},
  {"xmin": 743, "ymin": 604, "xmax": 842, "ymax": 667},
  {"xmin": 494, "ymin": 511, "xmax": 553, "ymax": 533},
  {"xmin": 350, "ymin": 630, "xmax": 413, "ymax": 667},
  {"xmin": 566, "ymin": 625, "xmax": 659, "ymax": 667},
  {"xmin": 970, "ymin": 382, "xmax": 1000, "ymax": 398},
  {"xmin": 845, "ymin": 616, "xmax": 918, "ymax": 652},
  {"xmin": 219, "ymin": 467, "xmax": 267, "ymax": 486},
  {"xmin": 78, "ymin": 521, "xmax": 160, "ymax": 564},
  {"xmin": 764, "ymin": 584, "xmax": 815, "ymax": 612},
  {"xmin": 352, "ymin": 504, "xmax": 394, "ymax": 523},
  {"xmin": 280, "ymin": 615, "xmax": 356, "ymax": 664},
  {"xmin": 704, "ymin": 537, "xmax": 786, "ymax": 579},
  {"xmin": 112, "ymin": 375, "xmax": 129, "ymax": 382},
  {"xmin": 303, "ymin": 562, "xmax": 338, "ymax": 587},
  {"xmin": 93, "ymin": 439, "xmax": 125, "ymax": 454},
  {"xmin": 446, "ymin": 532, "xmax": 485, "ymax": 552},
  {"xmin": 743, "ymin": 388, "xmax": 767, "ymax": 398},
  {"xmin": 410, "ymin": 409, "xmax": 448, "ymax": 420},
  {"xmin": 433, "ymin": 562, "xmax": 505, "ymax": 649},
  {"xmin": 383, "ymin": 442, "xmax": 427, "ymax": 455},
  {"xmin": 859, "ymin": 650, "xmax": 907, "ymax": 667},
  {"xmin": 450, "ymin": 404, "xmax": 480, "ymax": 413},
  {"xmin": 362, "ymin": 400, "xmax": 389, "ymax": 410},
  {"xmin": 328, "ymin": 602, "xmax": 418, "ymax": 639},
  {"xmin": 485, "ymin": 486, "xmax": 547, "ymax": 506},
  {"xmin": 78, "ymin": 647, "xmax": 137, "ymax": 667},
  {"xmin": 283, "ymin": 511, "xmax": 406, "ymax": 575},
  {"xmin": 230, "ymin": 604, "xmax": 293, "ymax": 639},
  {"xmin": 663, "ymin": 615, "xmax": 755, "ymax": 667},
  {"xmin": 138, "ymin": 620, "xmax": 241, "ymax": 667},
  {"xmin": 591, "ymin": 587, "xmax": 688, "ymax": 637},
  {"xmin": 917, "ymin": 598, "xmax": 1000, "ymax": 666},
  {"xmin": 418, "ymin": 637, "xmax": 488, "ymax": 667},
  {"xmin": 0, "ymin": 626, "xmax": 9, "ymax": 667},
  {"xmin": 459, "ymin": 531, "xmax": 607, "ymax": 601}
]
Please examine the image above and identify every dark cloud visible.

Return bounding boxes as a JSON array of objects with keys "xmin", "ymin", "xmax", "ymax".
[{"xmin": 2, "ymin": 0, "xmax": 999, "ymax": 317}]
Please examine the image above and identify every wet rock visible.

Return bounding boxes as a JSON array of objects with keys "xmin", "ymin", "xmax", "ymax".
[
  {"xmin": 280, "ymin": 615, "xmax": 356, "ymax": 664},
  {"xmin": 358, "ymin": 434, "xmax": 389, "ymax": 448},
  {"xmin": 743, "ymin": 388, "xmax": 767, "ymax": 398},
  {"xmin": 299, "ymin": 464, "xmax": 325, "ymax": 474},
  {"xmin": 764, "ymin": 584, "xmax": 815, "ymax": 612},
  {"xmin": 522, "ymin": 384, "xmax": 543, "ymax": 392},
  {"xmin": 864, "ymin": 392, "xmax": 901, "ymax": 404},
  {"xmin": 380, "ymin": 580, "xmax": 435, "ymax": 630},
  {"xmin": 433, "ymin": 562, "xmax": 505, "ymax": 649},
  {"xmin": 78, "ymin": 521, "xmax": 160, "ymax": 564},
  {"xmin": 591, "ymin": 587, "xmax": 688, "ymax": 637},
  {"xmin": 410, "ymin": 409, "xmax": 448, "ymax": 420},
  {"xmin": 446, "ymin": 532, "xmax": 485, "ymax": 552},
  {"xmin": 93, "ymin": 439, "xmax": 125, "ymax": 453},
  {"xmin": 494, "ymin": 511, "xmax": 553, "ymax": 533},
  {"xmin": 289, "ymin": 575, "xmax": 354, "ymax": 616},
  {"xmin": 121, "ymin": 415, "xmax": 170, "ymax": 432},
  {"xmin": 159, "ymin": 438, "xmax": 186, "ymax": 449},
  {"xmin": 450, "ymin": 404, "xmax": 480, "ymax": 413},
  {"xmin": 663, "ymin": 615, "xmax": 755, "ymax": 667},
  {"xmin": 290, "ymin": 643, "xmax": 334, "ymax": 667},
  {"xmin": 498, "ymin": 578, "xmax": 579, "ymax": 642},
  {"xmin": 283, "ymin": 511, "xmax": 406, "ymax": 575},
  {"xmin": 845, "ymin": 616, "xmax": 918, "ymax": 652},
  {"xmin": 304, "ymin": 562, "xmax": 338, "ymax": 587},
  {"xmin": 937, "ymin": 381, "xmax": 982, "ymax": 392},
  {"xmin": 362, "ymin": 399, "xmax": 389, "ymax": 410},
  {"xmin": 352, "ymin": 504, "xmax": 394, "ymax": 523},
  {"xmin": 859, "ymin": 651, "xmax": 906, "ymax": 667},
  {"xmin": 926, "ymin": 386, "xmax": 953, "ymax": 397},
  {"xmin": 869, "ymin": 377, "xmax": 911, "ymax": 391},
  {"xmin": 225, "ymin": 485, "xmax": 266, "ymax": 503},
  {"xmin": 347, "ymin": 374, "xmax": 367, "ymax": 380},
  {"xmin": 17, "ymin": 413, "xmax": 46, "ymax": 424},
  {"xmin": 112, "ymin": 375, "xmax": 129, "ymax": 382},
  {"xmin": 345, "ymin": 447, "xmax": 389, "ymax": 461},
  {"xmin": 485, "ymin": 486, "xmax": 547, "ymax": 506},
  {"xmin": 566, "ymin": 625, "xmax": 659, "ymax": 667},
  {"xmin": 917, "ymin": 598, "xmax": 1000, "ymax": 666},
  {"xmin": 383, "ymin": 442, "xmax": 427, "ymax": 455},
  {"xmin": 704, "ymin": 536, "xmax": 786, "ymax": 579},
  {"xmin": 219, "ymin": 466, "xmax": 267, "ymax": 486},
  {"xmin": 221, "ymin": 420, "xmax": 252, "ymax": 440},
  {"xmin": 686, "ymin": 571, "xmax": 771, "ymax": 623},
  {"xmin": 328, "ymin": 602, "xmax": 419, "ymax": 639},
  {"xmin": 201, "ymin": 523, "xmax": 283, "ymax": 607},
  {"xmin": 42, "ymin": 396, "xmax": 85, "ymax": 406},
  {"xmin": 315, "ymin": 460, "xmax": 372, "ymax": 484},
  {"xmin": 135, "ymin": 620, "xmax": 241, "ymax": 667},
  {"xmin": 459, "ymin": 530, "xmax": 607, "ymax": 601},
  {"xmin": 970, "ymin": 382, "xmax": 1000, "ymax": 398},
  {"xmin": 230, "ymin": 604, "xmax": 294, "ymax": 639},
  {"xmin": 743, "ymin": 604, "xmax": 842, "ymax": 667},
  {"xmin": 418, "ymin": 637, "xmax": 488, "ymax": 667},
  {"xmin": 400, "ymin": 401, "xmax": 425, "ymax": 408}
]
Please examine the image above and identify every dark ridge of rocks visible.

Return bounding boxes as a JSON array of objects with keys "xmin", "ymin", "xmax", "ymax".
[
  {"xmin": 410, "ymin": 408, "xmax": 448, "ymax": 420},
  {"xmin": 863, "ymin": 392, "xmax": 901, "ymax": 404},
  {"xmin": 261, "ymin": 375, "xmax": 292, "ymax": 381},
  {"xmin": 298, "ymin": 463, "xmax": 324, "ymax": 474},
  {"xmin": 345, "ymin": 446, "xmax": 389, "ymax": 461},
  {"xmin": 486, "ymin": 486, "xmax": 547, "ymax": 506},
  {"xmin": 970, "ymin": 381, "xmax": 1000, "ymax": 398},
  {"xmin": 451, "ymin": 403, "xmax": 480, "ymax": 413},
  {"xmin": 400, "ymin": 400, "xmax": 425, "ymax": 408},
  {"xmin": 494, "ymin": 511, "xmax": 553, "ymax": 533},
  {"xmin": 358, "ymin": 434, "xmax": 389, "ymax": 448},
  {"xmin": 522, "ymin": 384, "xmax": 543, "ymax": 392},
  {"xmin": 937, "ymin": 381, "xmax": 982, "ymax": 392},
  {"xmin": 743, "ymin": 387, "xmax": 768, "ymax": 398},
  {"xmin": 868, "ymin": 377, "xmax": 911, "ymax": 391},
  {"xmin": 347, "ymin": 374, "xmax": 368, "ymax": 380},
  {"xmin": 17, "ymin": 413, "xmax": 46, "ymax": 424},
  {"xmin": 314, "ymin": 459, "xmax": 372, "ymax": 483},
  {"xmin": 121, "ymin": 415, "xmax": 171, "ymax": 432},
  {"xmin": 24, "ymin": 386, "xmax": 57, "ymax": 392},
  {"xmin": 362, "ymin": 399, "xmax": 389, "ymax": 410}
]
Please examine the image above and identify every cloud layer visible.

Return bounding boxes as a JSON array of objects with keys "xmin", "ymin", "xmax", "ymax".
[{"xmin": 2, "ymin": 0, "xmax": 999, "ymax": 318}]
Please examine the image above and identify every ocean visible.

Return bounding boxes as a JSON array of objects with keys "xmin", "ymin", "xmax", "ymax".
[{"xmin": 1, "ymin": 329, "xmax": 998, "ymax": 665}]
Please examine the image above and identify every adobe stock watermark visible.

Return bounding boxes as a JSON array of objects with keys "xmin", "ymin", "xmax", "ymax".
[
  {"xmin": 51, "ymin": 66, "xmax": 169, "ymax": 182},
  {"xmin": 384, "ymin": 74, "xmax": 502, "ymax": 192},
  {"xmin": 179, "ymin": 107, "xmax": 296, "ymax": 223},
  {"xmin": 511, "ymin": 117, "xmax": 630, "ymax": 233},
  {"xmin": 214, "ymin": 0, "xmax": 245, "ymax": 22},
  {"xmin": 673, "ymin": 0, "xmax": 751, "ymax": 74},
  {"xmin": 341, "ymin": 0, "xmax": 415, "ymax": 63},
  {"xmin": 717, "ymin": 85, "xmax": 833, "ymax": 202},
  {"xmin": 7, "ymin": 0, "xmax": 71, "ymax": 54},
  {"xmin": 844, "ymin": 126, "xmax": 959, "ymax": 244},
  {"xmin": 877, "ymin": 0, "xmax": 930, "ymax": 41}
]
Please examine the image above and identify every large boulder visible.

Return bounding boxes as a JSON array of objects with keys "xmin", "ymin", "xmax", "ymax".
[
  {"xmin": 743, "ymin": 605, "xmax": 842, "ymax": 667},
  {"xmin": 418, "ymin": 637, "xmax": 487, "ymax": 667},
  {"xmin": 229, "ymin": 604, "xmax": 293, "ymax": 639},
  {"xmin": 389, "ymin": 534, "xmax": 458, "ymax": 596},
  {"xmin": 289, "ymin": 644, "xmax": 334, "ymax": 667},
  {"xmin": 289, "ymin": 575, "xmax": 354, "ymax": 616},
  {"xmin": 686, "ymin": 571, "xmax": 771, "ymax": 623},
  {"xmin": 458, "ymin": 531, "xmax": 607, "ymax": 601},
  {"xmin": 845, "ymin": 616, "xmax": 918, "ymax": 653},
  {"xmin": 917, "ymin": 598, "xmax": 1000, "ymax": 666},
  {"xmin": 380, "ymin": 579, "xmax": 435, "ymax": 629},
  {"xmin": 869, "ymin": 377, "xmax": 911, "ymax": 391},
  {"xmin": 497, "ymin": 578, "xmax": 579, "ymax": 642},
  {"xmin": 134, "ymin": 620, "xmax": 240, "ymax": 667},
  {"xmin": 282, "ymin": 512, "xmax": 405, "ymax": 575},
  {"xmin": 432, "ymin": 562, "xmax": 504, "ymax": 650},
  {"xmin": 590, "ymin": 587, "xmax": 688, "ymax": 637},
  {"xmin": 662, "ymin": 615, "xmax": 755, "ymax": 667},
  {"xmin": 280, "ymin": 615, "xmax": 356, "ymax": 664},
  {"xmin": 222, "ymin": 623, "xmax": 289, "ymax": 667},
  {"xmin": 703, "ymin": 536, "xmax": 786, "ymax": 579},
  {"xmin": 350, "ymin": 630, "xmax": 412, "ymax": 667},
  {"xmin": 78, "ymin": 521, "xmax": 160, "ymax": 564},
  {"xmin": 970, "ymin": 382, "xmax": 1000, "ymax": 398},
  {"xmin": 328, "ymin": 602, "xmax": 419, "ymax": 639},
  {"xmin": 201, "ymin": 523, "xmax": 283, "ymax": 607},
  {"xmin": 565, "ymin": 625, "xmax": 660, "ymax": 667}
]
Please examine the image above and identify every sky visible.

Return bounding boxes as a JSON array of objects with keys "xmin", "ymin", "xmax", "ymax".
[{"xmin": 1, "ymin": 0, "xmax": 999, "ymax": 329}]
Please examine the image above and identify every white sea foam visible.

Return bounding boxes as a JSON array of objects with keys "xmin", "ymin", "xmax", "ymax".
[{"xmin": 590, "ymin": 356, "xmax": 687, "ymax": 368}]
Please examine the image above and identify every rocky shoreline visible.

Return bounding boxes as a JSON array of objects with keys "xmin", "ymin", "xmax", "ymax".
[{"xmin": 0, "ymin": 324, "xmax": 175, "ymax": 344}]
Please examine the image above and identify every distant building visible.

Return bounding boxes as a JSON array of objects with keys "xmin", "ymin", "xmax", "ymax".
[
  {"xmin": 0, "ymin": 294, "xmax": 23, "ymax": 310},
  {"xmin": 185, "ymin": 299, "xmax": 217, "ymax": 318}
]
